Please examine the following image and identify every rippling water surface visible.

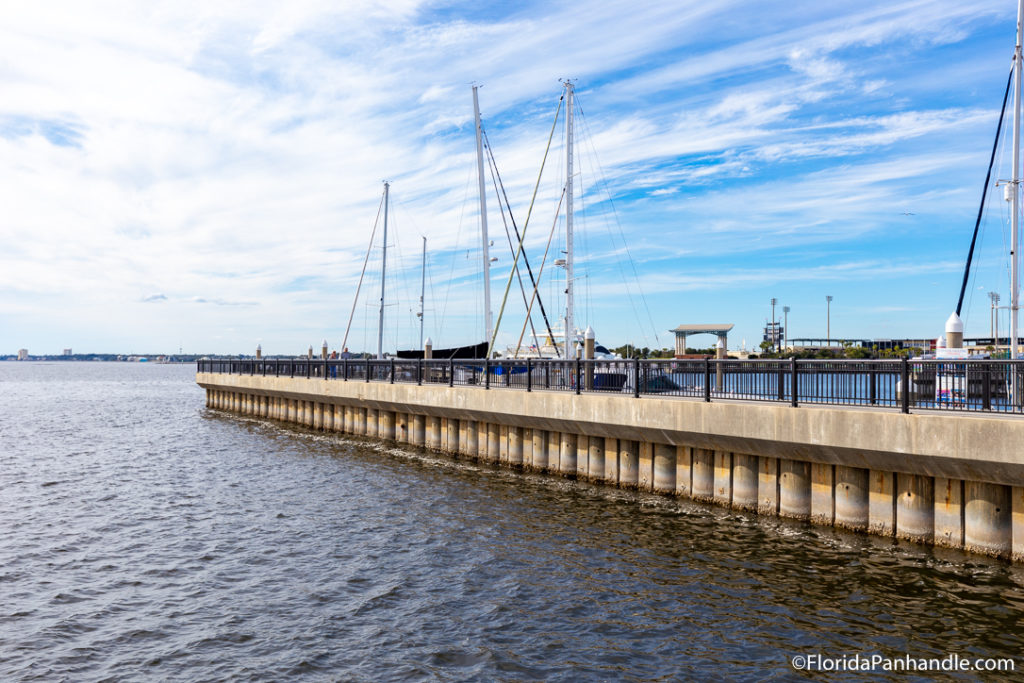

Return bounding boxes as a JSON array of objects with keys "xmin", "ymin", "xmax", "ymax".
[{"xmin": 2, "ymin": 362, "xmax": 1024, "ymax": 681}]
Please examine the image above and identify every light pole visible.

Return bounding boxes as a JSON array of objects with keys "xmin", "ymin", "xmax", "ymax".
[
  {"xmin": 783, "ymin": 306, "xmax": 790, "ymax": 353},
  {"xmin": 990, "ymin": 292, "xmax": 1001, "ymax": 348},
  {"xmin": 770, "ymin": 297, "xmax": 778, "ymax": 353},
  {"xmin": 826, "ymin": 295, "xmax": 833, "ymax": 346}
]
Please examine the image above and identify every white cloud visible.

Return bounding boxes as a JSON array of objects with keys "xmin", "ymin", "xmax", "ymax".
[{"xmin": 0, "ymin": 0, "xmax": 1015, "ymax": 353}]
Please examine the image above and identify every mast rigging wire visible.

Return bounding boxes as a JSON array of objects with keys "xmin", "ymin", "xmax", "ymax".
[
  {"xmin": 342, "ymin": 190, "xmax": 386, "ymax": 352},
  {"xmin": 487, "ymin": 93, "xmax": 564, "ymax": 358},
  {"xmin": 957, "ymin": 67, "xmax": 1014, "ymax": 316},
  {"xmin": 482, "ymin": 128, "xmax": 560, "ymax": 354}
]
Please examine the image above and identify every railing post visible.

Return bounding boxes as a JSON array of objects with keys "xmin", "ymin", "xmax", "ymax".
[
  {"xmin": 634, "ymin": 358, "xmax": 641, "ymax": 398},
  {"xmin": 343, "ymin": 359, "xmax": 348, "ymax": 381},
  {"xmin": 777, "ymin": 363, "xmax": 785, "ymax": 401},
  {"xmin": 869, "ymin": 363, "xmax": 877, "ymax": 405},
  {"xmin": 485, "ymin": 359, "xmax": 490, "ymax": 389},
  {"xmin": 575, "ymin": 358, "xmax": 581, "ymax": 395},
  {"xmin": 449, "ymin": 359, "xmax": 455, "ymax": 387},
  {"xmin": 306, "ymin": 359, "xmax": 311, "ymax": 379},
  {"xmin": 982, "ymin": 363, "xmax": 992, "ymax": 411},
  {"xmin": 365, "ymin": 359, "xmax": 370, "ymax": 383},
  {"xmin": 526, "ymin": 358, "xmax": 532, "ymax": 392},
  {"xmin": 704, "ymin": 358, "xmax": 711, "ymax": 402},
  {"xmin": 901, "ymin": 357, "xmax": 910, "ymax": 414},
  {"xmin": 290, "ymin": 361, "xmax": 295, "ymax": 378},
  {"xmin": 390, "ymin": 358, "xmax": 395, "ymax": 383},
  {"xmin": 417, "ymin": 358, "xmax": 422, "ymax": 385},
  {"xmin": 790, "ymin": 357, "xmax": 798, "ymax": 407},
  {"xmin": 545, "ymin": 361, "xmax": 550, "ymax": 389}
]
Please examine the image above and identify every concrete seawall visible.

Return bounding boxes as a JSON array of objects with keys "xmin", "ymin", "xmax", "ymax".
[{"xmin": 197, "ymin": 372, "xmax": 1024, "ymax": 561}]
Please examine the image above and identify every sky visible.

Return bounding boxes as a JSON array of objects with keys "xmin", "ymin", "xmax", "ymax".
[{"xmin": 1, "ymin": 0, "xmax": 1022, "ymax": 356}]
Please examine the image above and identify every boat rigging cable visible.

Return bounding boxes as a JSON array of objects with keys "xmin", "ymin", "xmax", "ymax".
[
  {"xmin": 481, "ymin": 128, "xmax": 560, "ymax": 353},
  {"xmin": 574, "ymin": 98, "xmax": 661, "ymax": 348},
  {"xmin": 342, "ymin": 189, "xmax": 386, "ymax": 352},
  {"xmin": 957, "ymin": 67, "xmax": 1013, "ymax": 317},
  {"xmin": 512, "ymin": 188, "xmax": 567, "ymax": 357},
  {"xmin": 487, "ymin": 93, "xmax": 564, "ymax": 358},
  {"xmin": 485, "ymin": 144, "xmax": 542, "ymax": 350}
]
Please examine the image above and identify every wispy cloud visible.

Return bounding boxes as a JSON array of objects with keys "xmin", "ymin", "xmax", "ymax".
[{"xmin": 0, "ymin": 0, "xmax": 1014, "ymax": 353}]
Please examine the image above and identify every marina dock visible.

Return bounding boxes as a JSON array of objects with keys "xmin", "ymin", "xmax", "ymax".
[{"xmin": 198, "ymin": 358, "xmax": 1024, "ymax": 561}]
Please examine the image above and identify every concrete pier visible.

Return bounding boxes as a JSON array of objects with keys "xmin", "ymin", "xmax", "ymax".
[
  {"xmin": 532, "ymin": 429, "xmax": 547, "ymax": 470},
  {"xmin": 779, "ymin": 460, "xmax": 810, "ymax": 520},
  {"xmin": 559, "ymin": 433, "xmax": 577, "ymax": 477},
  {"xmin": 964, "ymin": 482, "xmax": 1011, "ymax": 558},
  {"xmin": 638, "ymin": 442, "xmax": 654, "ymax": 491},
  {"xmin": 835, "ymin": 466, "xmax": 869, "ymax": 531},
  {"xmin": 896, "ymin": 474, "xmax": 934, "ymax": 544},
  {"xmin": 691, "ymin": 448, "xmax": 714, "ymax": 502},
  {"xmin": 619, "ymin": 440, "xmax": 639, "ymax": 488},
  {"xmin": 199, "ymin": 370, "xmax": 1024, "ymax": 563},
  {"xmin": 653, "ymin": 444, "xmax": 675, "ymax": 494},
  {"xmin": 732, "ymin": 453, "xmax": 758, "ymax": 511},
  {"xmin": 589, "ymin": 437, "xmax": 605, "ymax": 482}
]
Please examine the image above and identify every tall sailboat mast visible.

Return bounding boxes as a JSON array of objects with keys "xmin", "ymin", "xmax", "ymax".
[
  {"xmin": 564, "ymin": 80, "xmax": 576, "ymax": 360},
  {"xmin": 1013, "ymin": 0, "xmax": 1023, "ymax": 371},
  {"xmin": 377, "ymin": 181, "xmax": 390, "ymax": 360},
  {"xmin": 473, "ymin": 86, "xmax": 494, "ymax": 351},
  {"xmin": 419, "ymin": 236, "xmax": 426, "ymax": 350}
]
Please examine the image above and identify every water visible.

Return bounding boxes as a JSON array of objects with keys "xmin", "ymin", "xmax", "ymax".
[{"xmin": 2, "ymin": 362, "xmax": 1023, "ymax": 681}]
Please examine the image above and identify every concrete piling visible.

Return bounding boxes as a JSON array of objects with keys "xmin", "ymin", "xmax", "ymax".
[
  {"xmin": 653, "ymin": 443, "xmax": 676, "ymax": 494},
  {"xmin": 464, "ymin": 420, "xmax": 478, "ymax": 457},
  {"xmin": 380, "ymin": 411, "xmax": 395, "ymax": 441},
  {"xmin": 964, "ymin": 481, "xmax": 1011, "ymax": 558},
  {"xmin": 576, "ymin": 435, "xmax": 589, "ymax": 479},
  {"xmin": 559, "ymin": 433, "xmax": 577, "ymax": 477},
  {"xmin": 810, "ymin": 463, "xmax": 835, "ymax": 526},
  {"xmin": 933, "ymin": 477, "xmax": 963, "ymax": 548},
  {"xmin": 604, "ymin": 437, "xmax": 619, "ymax": 484},
  {"xmin": 486, "ymin": 424, "xmax": 500, "ymax": 463},
  {"xmin": 509, "ymin": 426, "xmax": 524, "ymax": 466},
  {"xmin": 834, "ymin": 466, "xmax": 869, "ymax": 531},
  {"xmin": 427, "ymin": 416, "xmax": 442, "ymax": 450},
  {"xmin": 675, "ymin": 446, "xmax": 691, "ymax": 498},
  {"xmin": 638, "ymin": 442, "xmax": 654, "ymax": 491},
  {"xmin": 691, "ymin": 448, "xmax": 714, "ymax": 502},
  {"xmin": 531, "ymin": 429, "xmax": 547, "ymax": 470},
  {"xmin": 1013, "ymin": 487, "xmax": 1024, "ymax": 563},
  {"xmin": 731, "ymin": 453, "xmax": 758, "ymax": 511},
  {"xmin": 896, "ymin": 474, "xmax": 934, "ymax": 544},
  {"xmin": 713, "ymin": 450, "xmax": 732, "ymax": 506},
  {"xmin": 619, "ymin": 440, "xmax": 639, "ymax": 488},
  {"xmin": 779, "ymin": 459, "xmax": 811, "ymax": 520},
  {"xmin": 758, "ymin": 456, "xmax": 779, "ymax": 515},
  {"xmin": 869, "ymin": 470, "xmax": 896, "ymax": 536}
]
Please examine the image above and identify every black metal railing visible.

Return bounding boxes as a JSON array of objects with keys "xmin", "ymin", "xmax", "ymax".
[{"xmin": 197, "ymin": 357, "xmax": 1024, "ymax": 415}]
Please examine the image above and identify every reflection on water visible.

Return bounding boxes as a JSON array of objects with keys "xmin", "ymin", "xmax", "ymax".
[{"xmin": 0, "ymin": 362, "xmax": 1021, "ymax": 680}]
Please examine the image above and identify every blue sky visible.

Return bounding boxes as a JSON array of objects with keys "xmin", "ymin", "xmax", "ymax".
[{"xmin": 0, "ymin": 0, "xmax": 1020, "ymax": 355}]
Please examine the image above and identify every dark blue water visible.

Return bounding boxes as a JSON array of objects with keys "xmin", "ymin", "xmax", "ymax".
[{"xmin": 2, "ymin": 362, "xmax": 1023, "ymax": 681}]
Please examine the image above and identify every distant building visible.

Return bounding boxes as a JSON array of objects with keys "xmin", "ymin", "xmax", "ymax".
[
  {"xmin": 762, "ymin": 322, "xmax": 783, "ymax": 350},
  {"xmin": 17, "ymin": 349, "xmax": 28, "ymax": 360},
  {"xmin": 63, "ymin": 348, "xmax": 72, "ymax": 356}
]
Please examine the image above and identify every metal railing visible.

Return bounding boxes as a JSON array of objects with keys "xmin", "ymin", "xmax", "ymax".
[{"xmin": 196, "ymin": 357, "xmax": 1024, "ymax": 415}]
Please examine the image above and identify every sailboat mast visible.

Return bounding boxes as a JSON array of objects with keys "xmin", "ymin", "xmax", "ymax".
[
  {"xmin": 564, "ymin": 80, "xmax": 576, "ymax": 360},
  {"xmin": 1013, "ymin": 0, "xmax": 1024, "ymax": 370},
  {"xmin": 473, "ymin": 86, "xmax": 494, "ymax": 351},
  {"xmin": 377, "ymin": 181, "xmax": 389, "ymax": 360},
  {"xmin": 419, "ymin": 235, "xmax": 426, "ymax": 350}
]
